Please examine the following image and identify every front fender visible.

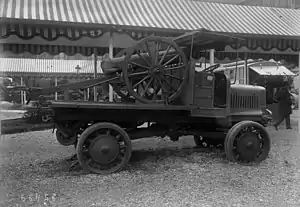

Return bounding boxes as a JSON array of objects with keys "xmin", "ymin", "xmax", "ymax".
[{"xmin": 261, "ymin": 108, "xmax": 273, "ymax": 126}]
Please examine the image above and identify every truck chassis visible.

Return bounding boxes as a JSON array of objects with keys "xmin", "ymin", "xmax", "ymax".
[{"xmin": 47, "ymin": 101, "xmax": 271, "ymax": 174}]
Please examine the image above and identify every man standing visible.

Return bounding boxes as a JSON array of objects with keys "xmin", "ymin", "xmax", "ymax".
[{"xmin": 273, "ymin": 84, "xmax": 293, "ymax": 130}]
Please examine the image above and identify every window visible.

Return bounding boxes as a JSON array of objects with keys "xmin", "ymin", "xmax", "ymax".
[{"xmin": 238, "ymin": 68, "xmax": 245, "ymax": 84}]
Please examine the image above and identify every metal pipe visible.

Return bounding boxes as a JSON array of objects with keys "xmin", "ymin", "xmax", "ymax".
[
  {"xmin": 20, "ymin": 77, "xmax": 23, "ymax": 105},
  {"xmin": 24, "ymin": 85, "xmax": 26, "ymax": 103},
  {"xmin": 55, "ymin": 77, "xmax": 58, "ymax": 100},
  {"xmin": 109, "ymin": 32, "xmax": 114, "ymax": 102},
  {"xmin": 209, "ymin": 49, "xmax": 215, "ymax": 65},
  {"xmin": 244, "ymin": 53, "xmax": 248, "ymax": 85},
  {"xmin": 94, "ymin": 53, "xmax": 97, "ymax": 102},
  {"xmin": 233, "ymin": 52, "xmax": 238, "ymax": 85}
]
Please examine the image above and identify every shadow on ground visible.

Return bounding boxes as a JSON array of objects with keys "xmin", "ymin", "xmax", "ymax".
[{"xmin": 32, "ymin": 144, "xmax": 225, "ymax": 177}]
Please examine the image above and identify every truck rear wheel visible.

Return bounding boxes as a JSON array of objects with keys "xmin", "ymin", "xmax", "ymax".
[
  {"xmin": 224, "ymin": 121, "xmax": 271, "ymax": 163},
  {"xmin": 77, "ymin": 122, "xmax": 132, "ymax": 174}
]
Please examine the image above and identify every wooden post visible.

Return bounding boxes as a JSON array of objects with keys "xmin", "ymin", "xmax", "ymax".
[
  {"xmin": 20, "ymin": 77, "xmax": 23, "ymax": 105},
  {"xmin": 109, "ymin": 32, "xmax": 114, "ymax": 102},
  {"xmin": 94, "ymin": 53, "xmax": 97, "ymax": 101},
  {"xmin": 55, "ymin": 77, "xmax": 58, "ymax": 100},
  {"xmin": 209, "ymin": 49, "xmax": 214, "ymax": 65},
  {"xmin": 244, "ymin": 53, "xmax": 248, "ymax": 85}
]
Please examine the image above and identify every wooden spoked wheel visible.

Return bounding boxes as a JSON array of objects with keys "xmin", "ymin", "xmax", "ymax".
[
  {"xmin": 76, "ymin": 122, "xmax": 132, "ymax": 174},
  {"xmin": 224, "ymin": 121, "xmax": 271, "ymax": 163},
  {"xmin": 107, "ymin": 49, "xmax": 141, "ymax": 103},
  {"xmin": 104, "ymin": 49, "xmax": 130, "ymax": 101},
  {"xmin": 122, "ymin": 36, "xmax": 189, "ymax": 104}
]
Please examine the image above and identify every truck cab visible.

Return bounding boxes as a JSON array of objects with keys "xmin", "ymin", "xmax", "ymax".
[{"xmin": 181, "ymin": 63, "xmax": 270, "ymax": 127}]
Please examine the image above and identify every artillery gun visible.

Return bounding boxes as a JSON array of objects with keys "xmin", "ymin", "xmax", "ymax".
[{"xmin": 1, "ymin": 29, "xmax": 271, "ymax": 174}]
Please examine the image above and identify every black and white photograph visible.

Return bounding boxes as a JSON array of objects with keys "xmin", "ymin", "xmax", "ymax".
[{"xmin": 0, "ymin": 0, "xmax": 300, "ymax": 206}]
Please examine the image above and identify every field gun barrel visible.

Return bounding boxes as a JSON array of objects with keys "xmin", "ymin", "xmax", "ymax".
[
  {"xmin": 101, "ymin": 49, "xmax": 178, "ymax": 72},
  {"xmin": 8, "ymin": 75, "xmax": 121, "ymax": 105},
  {"xmin": 35, "ymin": 75, "xmax": 117, "ymax": 94},
  {"xmin": 11, "ymin": 76, "xmax": 114, "ymax": 95}
]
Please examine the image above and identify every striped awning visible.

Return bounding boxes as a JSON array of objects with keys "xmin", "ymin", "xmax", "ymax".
[
  {"xmin": 2, "ymin": 44, "xmax": 300, "ymax": 64},
  {"xmin": 0, "ymin": 24, "xmax": 106, "ymax": 41},
  {"xmin": 0, "ymin": 0, "xmax": 300, "ymax": 37},
  {"xmin": 0, "ymin": 23, "xmax": 163, "ymax": 41},
  {"xmin": 0, "ymin": 57, "xmax": 103, "ymax": 77},
  {"xmin": 2, "ymin": 44, "xmax": 124, "ymax": 56}
]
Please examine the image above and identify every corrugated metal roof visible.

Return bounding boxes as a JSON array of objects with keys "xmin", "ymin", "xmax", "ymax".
[
  {"xmin": 271, "ymin": 8, "xmax": 300, "ymax": 35},
  {"xmin": 0, "ymin": 58, "xmax": 103, "ymax": 76},
  {"xmin": 0, "ymin": 0, "xmax": 299, "ymax": 36}
]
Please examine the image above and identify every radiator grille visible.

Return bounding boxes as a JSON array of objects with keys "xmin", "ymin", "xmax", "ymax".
[{"xmin": 230, "ymin": 93, "xmax": 259, "ymax": 109}]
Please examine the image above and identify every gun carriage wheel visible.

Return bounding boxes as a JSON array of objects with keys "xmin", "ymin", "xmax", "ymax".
[
  {"xmin": 224, "ymin": 121, "xmax": 271, "ymax": 163},
  {"xmin": 102, "ymin": 49, "xmax": 142, "ymax": 103},
  {"xmin": 122, "ymin": 36, "xmax": 189, "ymax": 103},
  {"xmin": 77, "ymin": 122, "xmax": 132, "ymax": 174},
  {"xmin": 111, "ymin": 49, "xmax": 129, "ymax": 99}
]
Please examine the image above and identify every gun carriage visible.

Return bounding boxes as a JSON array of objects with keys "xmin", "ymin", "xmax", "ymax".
[{"xmin": 1, "ymin": 29, "xmax": 271, "ymax": 174}]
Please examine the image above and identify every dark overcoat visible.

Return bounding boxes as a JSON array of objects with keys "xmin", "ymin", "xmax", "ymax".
[{"xmin": 275, "ymin": 88, "xmax": 292, "ymax": 117}]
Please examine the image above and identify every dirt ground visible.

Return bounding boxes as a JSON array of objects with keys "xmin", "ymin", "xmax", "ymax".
[{"xmin": 1, "ymin": 111, "xmax": 300, "ymax": 207}]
